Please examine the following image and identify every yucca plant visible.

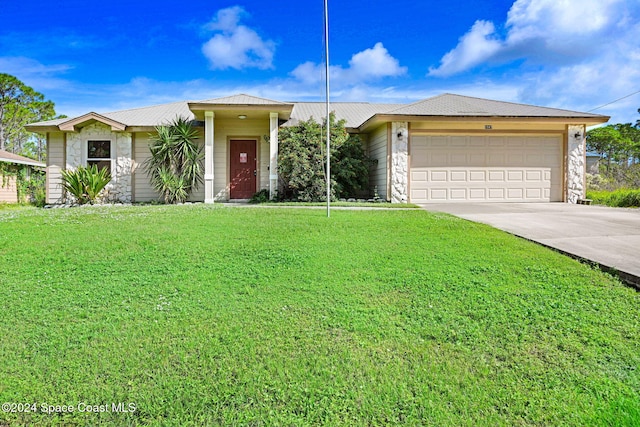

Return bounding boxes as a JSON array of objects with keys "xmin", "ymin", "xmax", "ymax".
[
  {"xmin": 144, "ymin": 116, "xmax": 203, "ymax": 204},
  {"xmin": 61, "ymin": 165, "xmax": 111, "ymax": 204}
]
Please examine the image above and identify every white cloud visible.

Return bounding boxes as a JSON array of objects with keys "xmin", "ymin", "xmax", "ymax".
[
  {"xmin": 425, "ymin": 0, "xmax": 640, "ymax": 124},
  {"xmin": 429, "ymin": 0, "xmax": 633, "ymax": 76},
  {"xmin": 201, "ymin": 6, "xmax": 275, "ymax": 70},
  {"xmin": 428, "ymin": 21, "xmax": 502, "ymax": 77},
  {"xmin": 348, "ymin": 42, "xmax": 407, "ymax": 79},
  {"xmin": 290, "ymin": 42, "xmax": 406, "ymax": 87}
]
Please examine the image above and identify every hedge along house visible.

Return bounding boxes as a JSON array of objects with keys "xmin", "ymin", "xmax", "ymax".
[{"xmin": 25, "ymin": 93, "xmax": 609, "ymax": 205}]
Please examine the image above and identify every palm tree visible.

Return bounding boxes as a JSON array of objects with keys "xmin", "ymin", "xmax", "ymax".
[{"xmin": 144, "ymin": 116, "xmax": 204, "ymax": 204}]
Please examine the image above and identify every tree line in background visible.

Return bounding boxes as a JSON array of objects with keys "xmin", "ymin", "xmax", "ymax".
[
  {"xmin": 0, "ymin": 73, "xmax": 62, "ymax": 161},
  {"xmin": 586, "ymin": 115, "xmax": 640, "ymax": 190}
]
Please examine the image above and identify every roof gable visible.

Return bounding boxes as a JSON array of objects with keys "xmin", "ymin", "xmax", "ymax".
[
  {"xmin": 58, "ymin": 112, "xmax": 127, "ymax": 131},
  {"xmin": 195, "ymin": 94, "xmax": 292, "ymax": 106}
]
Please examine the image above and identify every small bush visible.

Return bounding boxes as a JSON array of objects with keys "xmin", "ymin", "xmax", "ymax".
[
  {"xmin": 249, "ymin": 189, "xmax": 271, "ymax": 204},
  {"xmin": 20, "ymin": 170, "xmax": 46, "ymax": 207},
  {"xmin": 61, "ymin": 165, "xmax": 111, "ymax": 204}
]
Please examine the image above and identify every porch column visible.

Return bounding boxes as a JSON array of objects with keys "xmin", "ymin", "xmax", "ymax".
[
  {"xmin": 269, "ymin": 112, "xmax": 279, "ymax": 200},
  {"xmin": 566, "ymin": 124, "xmax": 586, "ymax": 203},
  {"xmin": 390, "ymin": 121, "xmax": 409, "ymax": 203},
  {"xmin": 204, "ymin": 111, "xmax": 215, "ymax": 203}
]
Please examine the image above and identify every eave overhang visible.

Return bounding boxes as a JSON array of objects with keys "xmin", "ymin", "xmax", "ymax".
[{"xmin": 358, "ymin": 114, "xmax": 611, "ymax": 133}]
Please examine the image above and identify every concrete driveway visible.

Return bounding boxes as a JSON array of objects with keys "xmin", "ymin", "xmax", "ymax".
[{"xmin": 421, "ymin": 203, "xmax": 640, "ymax": 287}]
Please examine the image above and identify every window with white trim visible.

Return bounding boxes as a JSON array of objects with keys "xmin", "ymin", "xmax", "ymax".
[{"xmin": 87, "ymin": 140, "xmax": 112, "ymax": 172}]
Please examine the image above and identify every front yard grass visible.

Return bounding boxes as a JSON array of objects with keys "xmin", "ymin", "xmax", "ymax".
[{"xmin": 0, "ymin": 205, "xmax": 638, "ymax": 426}]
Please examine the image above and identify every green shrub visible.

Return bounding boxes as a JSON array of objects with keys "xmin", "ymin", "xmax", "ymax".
[
  {"xmin": 145, "ymin": 117, "xmax": 204, "ymax": 204},
  {"xmin": 61, "ymin": 165, "xmax": 111, "ymax": 204},
  {"xmin": 249, "ymin": 189, "xmax": 270, "ymax": 204},
  {"xmin": 277, "ymin": 113, "xmax": 375, "ymax": 201},
  {"xmin": 586, "ymin": 188, "xmax": 640, "ymax": 207},
  {"xmin": 19, "ymin": 169, "xmax": 46, "ymax": 206}
]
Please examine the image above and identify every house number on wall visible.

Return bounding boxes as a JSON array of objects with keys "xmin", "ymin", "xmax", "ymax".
[{"xmin": 240, "ymin": 153, "xmax": 247, "ymax": 163}]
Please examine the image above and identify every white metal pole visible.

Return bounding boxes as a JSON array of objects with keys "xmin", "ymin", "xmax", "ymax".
[{"xmin": 324, "ymin": 0, "xmax": 330, "ymax": 217}]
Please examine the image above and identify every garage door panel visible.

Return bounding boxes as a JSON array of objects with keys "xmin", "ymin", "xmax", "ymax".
[
  {"xmin": 431, "ymin": 153, "xmax": 448, "ymax": 165},
  {"xmin": 450, "ymin": 136, "xmax": 467, "ymax": 146},
  {"xmin": 469, "ymin": 188, "xmax": 487, "ymax": 199},
  {"xmin": 411, "ymin": 171, "xmax": 428, "ymax": 183},
  {"xmin": 430, "ymin": 189, "xmax": 448, "ymax": 200},
  {"xmin": 412, "ymin": 189, "xmax": 428, "ymax": 200},
  {"xmin": 469, "ymin": 170, "xmax": 486, "ymax": 181},
  {"xmin": 431, "ymin": 171, "xmax": 448, "ymax": 181},
  {"xmin": 431, "ymin": 136, "xmax": 448, "ymax": 147},
  {"xmin": 488, "ymin": 188, "xmax": 505, "ymax": 199},
  {"xmin": 469, "ymin": 153, "xmax": 485, "ymax": 164},
  {"xmin": 506, "ymin": 137, "xmax": 524, "ymax": 147},
  {"xmin": 507, "ymin": 188, "xmax": 524, "ymax": 199},
  {"xmin": 526, "ymin": 170, "xmax": 542, "ymax": 181},
  {"xmin": 488, "ymin": 170, "xmax": 505, "ymax": 181},
  {"xmin": 488, "ymin": 153, "xmax": 506, "ymax": 165},
  {"xmin": 526, "ymin": 188, "xmax": 542, "ymax": 199},
  {"xmin": 450, "ymin": 188, "xmax": 467, "ymax": 200},
  {"xmin": 468, "ymin": 138, "xmax": 486, "ymax": 147},
  {"xmin": 450, "ymin": 171, "xmax": 467, "ymax": 181},
  {"xmin": 507, "ymin": 170, "xmax": 524, "ymax": 181},
  {"xmin": 410, "ymin": 135, "xmax": 562, "ymax": 203},
  {"xmin": 489, "ymin": 137, "xmax": 506, "ymax": 147},
  {"xmin": 450, "ymin": 153, "xmax": 467, "ymax": 163}
]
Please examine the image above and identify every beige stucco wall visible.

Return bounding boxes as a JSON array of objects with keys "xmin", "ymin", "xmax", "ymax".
[
  {"xmin": 367, "ymin": 124, "xmax": 388, "ymax": 200},
  {"xmin": 46, "ymin": 131, "xmax": 65, "ymax": 204}
]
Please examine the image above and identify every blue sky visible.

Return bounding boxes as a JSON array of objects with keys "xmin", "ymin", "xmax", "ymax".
[{"xmin": 2, "ymin": 0, "xmax": 639, "ymax": 124}]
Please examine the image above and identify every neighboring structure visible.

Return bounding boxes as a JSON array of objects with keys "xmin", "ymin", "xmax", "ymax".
[
  {"xmin": 0, "ymin": 150, "xmax": 45, "ymax": 203},
  {"xmin": 26, "ymin": 93, "xmax": 609, "ymax": 204},
  {"xmin": 586, "ymin": 152, "xmax": 601, "ymax": 175}
]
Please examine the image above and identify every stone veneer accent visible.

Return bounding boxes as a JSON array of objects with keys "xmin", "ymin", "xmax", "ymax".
[
  {"xmin": 566, "ymin": 124, "xmax": 586, "ymax": 204},
  {"xmin": 390, "ymin": 122, "xmax": 409, "ymax": 203},
  {"xmin": 65, "ymin": 123, "xmax": 132, "ymax": 203}
]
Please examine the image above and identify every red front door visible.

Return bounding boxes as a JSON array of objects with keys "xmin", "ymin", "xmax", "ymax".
[{"xmin": 229, "ymin": 140, "xmax": 257, "ymax": 199}]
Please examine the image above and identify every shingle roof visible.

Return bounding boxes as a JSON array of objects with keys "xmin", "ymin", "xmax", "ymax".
[
  {"xmin": 27, "ymin": 101, "xmax": 193, "ymax": 128},
  {"xmin": 103, "ymin": 101, "xmax": 194, "ymax": 126},
  {"xmin": 288, "ymin": 102, "xmax": 402, "ymax": 128},
  {"xmin": 26, "ymin": 93, "xmax": 608, "ymax": 130},
  {"xmin": 386, "ymin": 93, "xmax": 606, "ymax": 118},
  {"xmin": 0, "ymin": 150, "xmax": 45, "ymax": 167}
]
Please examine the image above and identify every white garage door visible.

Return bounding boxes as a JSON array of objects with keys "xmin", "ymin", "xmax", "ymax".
[{"xmin": 410, "ymin": 135, "xmax": 563, "ymax": 203}]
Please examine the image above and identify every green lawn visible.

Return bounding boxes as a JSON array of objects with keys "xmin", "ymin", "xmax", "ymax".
[{"xmin": 0, "ymin": 205, "xmax": 638, "ymax": 426}]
